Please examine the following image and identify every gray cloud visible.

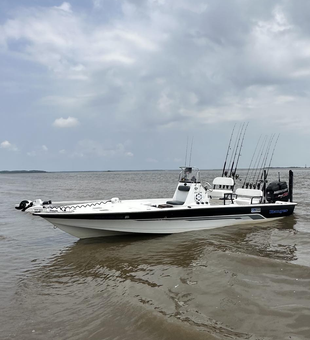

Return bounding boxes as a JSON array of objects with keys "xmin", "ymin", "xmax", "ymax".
[{"xmin": 0, "ymin": 0, "xmax": 310, "ymax": 170}]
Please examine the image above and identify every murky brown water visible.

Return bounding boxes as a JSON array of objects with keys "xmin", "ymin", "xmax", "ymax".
[{"xmin": 1, "ymin": 169, "xmax": 310, "ymax": 340}]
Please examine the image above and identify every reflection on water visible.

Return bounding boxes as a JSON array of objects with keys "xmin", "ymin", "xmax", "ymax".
[
  {"xmin": 28, "ymin": 215, "xmax": 299, "ymax": 283},
  {"xmin": 8, "ymin": 217, "xmax": 310, "ymax": 340}
]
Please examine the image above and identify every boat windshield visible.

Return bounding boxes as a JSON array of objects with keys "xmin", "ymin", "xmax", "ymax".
[{"xmin": 178, "ymin": 167, "xmax": 200, "ymax": 183}]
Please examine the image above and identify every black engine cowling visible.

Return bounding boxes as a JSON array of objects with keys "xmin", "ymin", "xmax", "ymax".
[{"xmin": 266, "ymin": 181, "xmax": 289, "ymax": 203}]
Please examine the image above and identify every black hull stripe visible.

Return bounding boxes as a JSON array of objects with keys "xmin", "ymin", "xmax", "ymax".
[
  {"xmin": 36, "ymin": 204, "xmax": 296, "ymax": 220},
  {"xmin": 136, "ymin": 214, "xmax": 265, "ymax": 222}
]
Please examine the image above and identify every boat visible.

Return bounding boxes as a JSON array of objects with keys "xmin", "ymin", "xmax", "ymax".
[{"xmin": 15, "ymin": 166, "xmax": 296, "ymax": 239}]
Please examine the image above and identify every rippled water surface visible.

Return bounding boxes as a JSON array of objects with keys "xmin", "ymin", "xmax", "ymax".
[{"xmin": 1, "ymin": 169, "xmax": 310, "ymax": 340}]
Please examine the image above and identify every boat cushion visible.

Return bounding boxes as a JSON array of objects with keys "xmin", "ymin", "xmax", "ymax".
[
  {"xmin": 166, "ymin": 200, "xmax": 184, "ymax": 205},
  {"xmin": 213, "ymin": 177, "xmax": 234, "ymax": 187},
  {"xmin": 235, "ymin": 188, "xmax": 263, "ymax": 197},
  {"xmin": 178, "ymin": 185, "xmax": 190, "ymax": 191}
]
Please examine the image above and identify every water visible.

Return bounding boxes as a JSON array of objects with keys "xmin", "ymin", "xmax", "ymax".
[{"xmin": 1, "ymin": 169, "xmax": 310, "ymax": 340}]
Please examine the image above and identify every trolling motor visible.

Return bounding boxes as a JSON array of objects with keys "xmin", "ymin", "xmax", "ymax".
[
  {"xmin": 15, "ymin": 199, "xmax": 52, "ymax": 212},
  {"xmin": 15, "ymin": 200, "xmax": 33, "ymax": 211}
]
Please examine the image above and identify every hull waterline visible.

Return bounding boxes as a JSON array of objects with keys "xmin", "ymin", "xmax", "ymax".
[
  {"xmin": 45, "ymin": 215, "xmax": 280, "ymax": 239},
  {"xmin": 39, "ymin": 202, "xmax": 296, "ymax": 239}
]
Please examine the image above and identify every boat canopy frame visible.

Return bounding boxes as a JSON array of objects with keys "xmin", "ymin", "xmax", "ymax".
[{"xmin": 178, "ymin": 167, "xmax": 200, "ymax": 183}]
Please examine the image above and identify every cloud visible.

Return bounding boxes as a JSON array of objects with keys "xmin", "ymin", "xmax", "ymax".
[
  {"xmin": 26, "ymin": 144, "xmax": 49, "ymax": 157},
  {"xmin": 72, "ymin": 139, "xmax": 133, "ymax": 158},
  {"xmin": 27, "ymin": 151, "xmax": 36, "ymax": 157},
  {"xmin": 1, "ymin": 140, "xmax": 11, "ymax": 148},
  {"xmin": 54, "ymin": 2, "xmax": 72, "ymax": 13},
  {"xmin": 39, "ymin": 95, "xmax": 94, "ymax": 110},
  {"xmin": 0, "ymin": 140, "xmax": 18, "ymax": 151},
  {"xmin": 53, "ymin": 117, "xmax": 80, "ymax": 128},
  {"xmin": 2, "ymin": 1, "xmax": 310, "ymax": 170},
  {"xmin": 146, "ymin": 157, "xmax": 158, "ymax": 163},
  {"xmin": 0, "ymin": 2, "xmax": 159, "ymax": 83}
]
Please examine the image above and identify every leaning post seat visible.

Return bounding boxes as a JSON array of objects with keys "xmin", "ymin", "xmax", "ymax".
[{"xmin": 210, "ymin": 177, "xmax": 234, "ymax": 199}]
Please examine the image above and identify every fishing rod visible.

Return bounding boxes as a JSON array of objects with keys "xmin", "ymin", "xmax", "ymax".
[
  {"xmin": 221, "ymin": 124, "xmax": 236, "ymax": 177},
  {"xmin": 266, "ymin": 134, "xmax": 280, "ymax": 177},
  {"xmin": 255, "ymin": 134, "xmax": 275, "ymax": 188},
  {"xmin": 229, "ymin": 123, "xmax": 245, "ymax": 178},
  {"xmin": 254, "ymin": 136, "xmax": 269, "ymax": 188},
  {"xmin": 232, "ymin": 122, "xmax": 249, "ymax": 180},
  {"xmin": 250, "ymin": 135, "xmax": 267, "ymax": 188},
  {"xmin": 242, "ymin": 135, "xmax": 261, "ymax": 188},
  {"xmin": 227, "ymin": 124, "xmax": 241, "ymax": 177},
  {"xmin": 262, "ymin": 135, "xmax": 275, "ymax": 170}
]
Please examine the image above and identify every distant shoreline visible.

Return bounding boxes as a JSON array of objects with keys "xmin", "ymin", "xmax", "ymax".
[
  {"xmin": 0, "ymin": 170, "xmax": 47, "ymax": 174},
  {"xmin": 0, "ymin": 167, "xmax": 308, "ymax": 174}
]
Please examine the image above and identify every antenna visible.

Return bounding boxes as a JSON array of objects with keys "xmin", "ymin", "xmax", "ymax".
[
  {"xmin": 188, "ymin": 137, "xmax": 194, "ymax": 166},
  {"xmin": 184, "ymin": 136, "xmax": 189, "ymax": 166}
]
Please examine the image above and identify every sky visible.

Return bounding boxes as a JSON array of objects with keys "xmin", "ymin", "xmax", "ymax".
[{"xmin": 1, "ymin": 0, "xmax": 310, "ymax": 171}]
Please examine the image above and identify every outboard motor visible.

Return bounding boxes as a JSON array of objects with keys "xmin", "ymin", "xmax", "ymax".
[{"xmin": 266, "ymin": 181, "xmax": 289, "ymax": 203}]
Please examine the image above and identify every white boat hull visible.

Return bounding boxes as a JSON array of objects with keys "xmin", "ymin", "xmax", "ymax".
[{"xmin": 44, "ymin": 213, "xmax": 275, "ymax": 239}]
